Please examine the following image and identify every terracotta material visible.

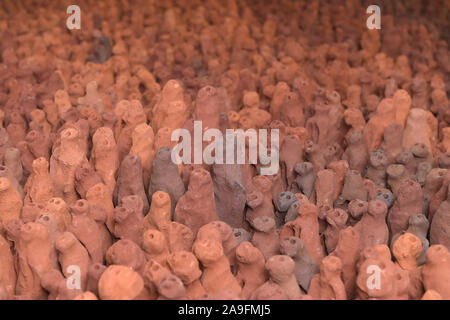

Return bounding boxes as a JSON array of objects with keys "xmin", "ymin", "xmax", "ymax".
[
  {"xmin": 308, "ymin": 256, "xmax": 346, "ymax": 300},
  {"xmin": 212, "ymin": 160, "xmax": 246, "ymax": 228},
  {"xmin": 143, "ymin": 191, "xmax": 171, "ymax": 236},
  {"xmin": 174, "ymin": 168, "xmax": 218, "ymax": 236},
  {"xmin": 98, "ymin": 265, "xmax": 146, "ymax": 300},
  {"xmin": 430, "ymin": 187, "xmax": 450, "ymax": 250},
  {"xmin": 0, "ymin": 177, "xmax": 22, "ymax": 224},
  {"xmin": 24, "ymin": 157, "xmax": 53, "ymax": 205},
  {"xmin": 50, "ymin": 127, "xmax": 87, "ymax": 205},
  {"xmin": 365, "ymin": 150, "xmax": 388, "ymax": 188},
  {"xmin": 422, "ymin": 245, "xmax": 450, "ymax": 299},
  {"xmin": 388, "ymin": 179, "xmax": 423, "ymax": 239},
  {"xmin": 392, "ymin": 214, "xmax": 430, "ymax": 266},
  {"xmin": 193, "ymin": 239, "xmax": 241, "ymax": 296},
  {"xmin": 91, "ymin": 127, "xmax": 119, "ymax": 194},
  {"xmin": 354, "ymin": 200, "xmax": 389, "ymax": 251},
  {"xmin": 235, "ymin": 241, "xmax": 267, "ymax": 299},
  {"xmin": 280, "ymin": 236, "xmax": 319, "ymax": 292},
  {"xmin": 148, "ymin": 146, "xmax": 185, "ymax": 215},
  {"xmin": 55, "ymin": 231, "xmax": 89, "ymax": 291},
  {"xmin": 114, "ymin": 154, "xmax": 149, "ymax": 214},
  {"xmin": 68, "ymin": 199, "xmax": 105, "ymax": 264},
  {"xmin": 251, "ymin": 216, "xmax": 280, "ymax": 261},
  {"xmin": 281, "ymin": 203, "xmax": 324, "ymax": 264},
  {"xmin": 324, "ymin": 208, "xmax": 348, "ymax": 254},
  {"xmin": 106, "ymin": 239, "xmax": 146, "ymax": 275},
  {"xmin": 167, "ymin": 250, "xmax": 205, "ymax": 299},
  {"xmin": 265, "ymin": 255, "xmax": 301, "ymax": 299},
  {"xmin": 356, "ymin": 246, "xmax": 409, "ymax": 300},
  {"xmin": 294, "ymin": 162, "xmax": 316, "ymax": 198},
  {"xmin": 341, "ymin": 170, "xmax": 368, "ymax": 202}
]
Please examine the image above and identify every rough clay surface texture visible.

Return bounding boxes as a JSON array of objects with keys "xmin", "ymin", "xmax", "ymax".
[{"xmin": 0, "ymin": 0, "xmax": 449, "ymax": 300}]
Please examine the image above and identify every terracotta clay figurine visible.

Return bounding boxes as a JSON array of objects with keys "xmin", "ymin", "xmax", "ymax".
[
  {"xmin": 421, "ymin": 245, "xmax": 450, "ymax": 299},
  {"xmin": 265, "ymin": 255, "xmax": 302, "ymax": 300},
  {"xmin": 174, "ymin": 168, "xmax": 219, "ymax": 236},
  {"xmin": 193, "ymin": 239, "xmax": 241, "ymax": 296},
  {"xmin": 235, "ymin": 241, "xmax": 267, "ymax": 299},
  {"xmin": 280, "ymin": 236, "xmax": 319, "ymax": 292},
  {"xmin": 167, "ymin": 250, "xmax": 206, "ymax": 300},
  {"xmin": 308, "ymin": 256, "xmax": 347, "ymax": 300},
  {"xmin": 148, "ymin": 146, "xmax": 185, "ymax": 216}
]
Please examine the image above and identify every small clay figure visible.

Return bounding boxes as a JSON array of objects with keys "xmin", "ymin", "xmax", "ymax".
[
  {"xmin": 167, "ymin": 250, "xmax": 206, "ymax": 300},
  {"xmin": 114, "ymin": 154, "xmax": 149, "ymax": 213},
  {"xmin": 422, "ymin": 245, "xmax": 450, "ymax": 299},
  {"xmin": 265, "ymin": 255, "xmax": 302, "ymax": 299},
  {"xmin": 193, "ymin": 239, "xmax": 241, "ymax": 296},
  {"xmin": 235, "ymin": 241, "xmax": 267, "ymax": 299},
  {"xmin": 148, "ymin": 146, "xmax": 185, "ymax": 216},
  {"xmin": 251, "ymin": 216, "xmax": 280, "ymax": 261},
  {"xmin": 308, "ymin": 256, "xmax": 346, "ymax": 300},
  {"xmin": 280, "ymin": 236, "xmax": 319, "ymax": 292},
  {"xmin": 174, "ymin": 168, "xmax": 219, "ymax": 236},
  {"xmin": 354, "ymin": 200, "xmax": 389, "ymax": 251}
]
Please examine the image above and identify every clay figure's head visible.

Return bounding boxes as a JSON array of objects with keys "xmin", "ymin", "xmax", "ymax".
[
  {"xmin": 397, "ymin": 179, "xmax": 421, "ymax": 200},
  {"xmin": 121, "ymin": 154, "xmax": 142, "ymax": 176},
  {"xmin": 155, "ymin": 146, "xmax": 172, "ymax": 163},
  {"xmin": 246, "ymin": 190, "xmax": 264, "ymax": 209},
  {"xmin": 326, "ymin": 90, "xmax": 341, "ymax": 105},
  {"xmin": 114, "ymin": 206, "xmax": 132, "ymax": 224},
  {"xmin": 167, "ymin": 251, "xmax": 202, "ymax": 284},
  {"xmin": 20, "ymin": 222, "xmax": 48, "ymax": 242},
  {"xmin": 392, "ymin": 233, "xmax": 422, "ymax": 268},
  {"xmin": 142, "ymin": 229, "xmax": 167, "ymax": 254},
  {"xmin": 386, "ymin": 164, "xmax": 406, "ymax": 179},
  {"xmin": 233, "ymin": 228, "xmax": 252, "ymax": 245},
  {"xmin": 251, "ymin": 216, "xmax": 276, "ymax": 233},
  {"xmin": 285, "ymin": 200, "xmax": 301, "ymax": 223},
  {"xmin": 70, "ymin": 199, "xmax": 89, "ymax": 216},
  {"xmin": 277, "ymin": 191, "xmax": 297, "ymax": 212},
  {"xmin": 32, "ymin": 157, "xmax": 49, "ymax": 174},
  {"xmin": 120, "ymin": 195, "xmax": 143, "ymax": 217},
  {"xmin": 235, "ymin": 241, "xmax": 262, "ymax": 264},
  {"xmin": 396, "ymin": 150, "xmax": 414, "ymax": 166},
  {"xmin": 367, "ymin": 200, "xmax": 387, "ymax": 218},
  {"xmin": 425, "ymin": 245, "xmax": 450, "ymax": 266},
  {"xmin": 320, "ymin": 255, "xmax": 342, "ymax": 278},
  {"xmin": 55, "ymin": 231, "xmax": 77, "ymax": 252},
  {"xmin": 92, "ymin": 127, "xmax": 115, "ymax": 152},
  {"xmin": 193, "ymin": 239, "xmax": 224, "ymax": 266},
  {"xmin": 210, "ymin": 221, "xmax": 233, "ymax": 242},
  {"xmin": 369, "ymin": 150, "xmax": 388, "ymax": 168},
  {"xmin": 348, "ymin": 199, "xmax": 368, "ymax": 219},
  {"xmin": 326, "ymin": 208, "xmax": 348, "ymax": 227},
  {"xmin": 265, "ymin": 255, "xmax": 295, "ymax": 283},
  {"xmin": 375, "ymin": 192, "xmax": 396, "ymax": 209},
  {"xmin": 411, "ymin": 143, "xmax": 429, "ymax": 158},
  {"xmin": 157, "ymin": 274, "xmax": 185, "ymax": 299},
  {"xmin": 98, "ymin": 265, "xmax": 144, "ymax": 300},
  {"xmin": 106, "ymin": 240, "xmax": 145, "ymax": 270},
  {"xmin": 36, "ymin": 212, "xmax": 58, "ymax": 232},
  {"xmin": 280, "ymin": 237, "xmax": 305, "ymax": 258},
  {"xmin": 152, "ymin": 191, "xmax": 171, "ymax": 209}
]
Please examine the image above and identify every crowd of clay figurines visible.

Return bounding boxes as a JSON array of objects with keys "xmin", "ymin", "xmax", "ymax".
[{"xmin": 0, "ymin": 0, "xmax": 449, "ymax": 300}]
